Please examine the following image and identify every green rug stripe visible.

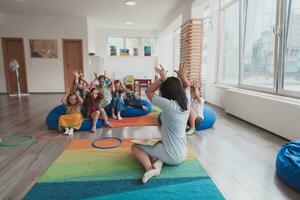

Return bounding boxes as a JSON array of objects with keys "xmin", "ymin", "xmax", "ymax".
[{"xmin": 40, "ymin": 160, "xmax": 207, "ymax": 183}]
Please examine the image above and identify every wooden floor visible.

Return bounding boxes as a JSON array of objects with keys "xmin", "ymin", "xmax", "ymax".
[{"xmin": 0, "ymin": 94, "xmax": 299, "ymax": 200}]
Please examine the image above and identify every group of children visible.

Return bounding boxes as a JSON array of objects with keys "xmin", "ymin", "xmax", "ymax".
[
  {"xmin": 57, "ymin": 64, "xmax": 206, "ymax": 184},
  {"xmin": 58, "ymin": 70, "xmax": 148, "ymax": 135}
]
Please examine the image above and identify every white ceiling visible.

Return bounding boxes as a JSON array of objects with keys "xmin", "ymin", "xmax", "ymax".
[{"xmin": 0, "ymin": 0, "xmax": 183, "ymax": 30}]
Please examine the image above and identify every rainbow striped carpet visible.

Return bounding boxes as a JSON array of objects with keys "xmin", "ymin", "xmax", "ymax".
[{"xmin": 24, "ymin": 138, "xmax": 225, "ymax": 200}]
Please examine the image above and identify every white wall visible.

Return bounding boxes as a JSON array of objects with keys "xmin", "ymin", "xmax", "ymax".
[
  {"xmin": 103, "ymin": 56, "xmax": 157, "ymax": 80},
  {"xmin": 157, "ymin": 15, "xmax": 182, "ymax": 74},
  {"xmin": 0, "ymin": 14, "xmax": 90, "ymax": 93}
]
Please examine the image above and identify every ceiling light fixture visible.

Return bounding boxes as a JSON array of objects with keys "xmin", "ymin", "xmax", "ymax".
[
  {"xmin": 125, "ymin": 21, "xmax": 133, "ymax": 25},
  {"xmin": 124, "ymin": 0, "xmax": 136, "ymax": 6}
]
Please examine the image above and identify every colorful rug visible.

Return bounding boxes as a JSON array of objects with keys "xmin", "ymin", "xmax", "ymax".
[
  {"xmin": 108, "ymin": 112, "xmax": 159, "ymax": 128},
  {"xmin": 24, "ymin": 138, "xmax": 225, "ymax": 200}
]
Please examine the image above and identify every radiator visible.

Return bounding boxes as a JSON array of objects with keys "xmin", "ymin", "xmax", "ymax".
[{"xmin": 225, "ymin": 89, "xmax": 300, "ymax": 140}]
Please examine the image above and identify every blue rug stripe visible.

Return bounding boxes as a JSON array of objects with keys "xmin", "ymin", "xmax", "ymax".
[
  {"xmin": 85, "ymin": 178, "xmax": 225, "ymax": 200},
  {"xmin": 24, "ymin": 177, "xmax": 211, "ymax": 200}
]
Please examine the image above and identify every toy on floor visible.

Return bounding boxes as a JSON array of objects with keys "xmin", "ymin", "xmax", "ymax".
[
  {"xmin": 276, "ymin": 140, "xmax": 300, "ymax": 192},
  {"xmin": 157, "ymin": 106, "xmax": 216, "ymax": 131},
  {"xmin": 91, "ymin": 137, "xmax": 122, "ymax": 149},
  {"xmin": 0, "ymin": 134, "xmax": 36, "ymax": 147}
]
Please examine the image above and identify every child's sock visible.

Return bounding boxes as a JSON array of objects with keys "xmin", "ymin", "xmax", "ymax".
[
  {"xmin": 90, "ymin": 127, "xmax": 96, "ymax": 133},
  {"xmin": 117, "ymin": 112, "xmax": 123, "ymax": 120},
  {"xmin": 153, "ymin": 159, "xmax": 163, "ymax": 171},
  {"xmin": 142, "ymin": 168, "xmax": 161, "ymax": 184},
  {"xmin": 104, "ymin": 121, "xmax": 113, "ymax": 128},
  {"xmin": 64, "ymin": 128, "xmax": 70, "ymax": 135},
  {"xmin": 186, "ymin": 127, "xmax": 196, "ymax": 136},
  {"xmin": 68, "ymin": 128, "xmax": 74, "ymax": 135}
]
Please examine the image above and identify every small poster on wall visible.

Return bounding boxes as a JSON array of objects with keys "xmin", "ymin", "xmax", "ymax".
[
  {"xmin": 110, "ymin": 46, "xmax": 117, "ymax": 56},
  {"xmin": 144, "ymin": 46, "xmax": 151, "ymax": 56},
  {"xmin": 30, "ymin": 39, "xmax": 58, "ymax": 58},
  {"xmin": 120, "ymin": 48, "xmax": 129, "ymax": 56}
]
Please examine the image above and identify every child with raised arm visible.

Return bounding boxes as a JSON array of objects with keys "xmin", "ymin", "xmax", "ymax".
[
  {"xmin": 131, "ymin": 63, "xmax": 191, "ymax": 184},
  {"xmin": 92, "ymin": 73, "xmax": 112, "ymax": 109},
  {"xmin": 58, "ymin": 92, "xmax": 84, "ymax": 135},
  {"xmin": 186, "ymin": 80, "xmax": 205, "ymax": 135},
  {"xmin": 71, "ymin": 70, "xmax": 89, "ymax": 99}
]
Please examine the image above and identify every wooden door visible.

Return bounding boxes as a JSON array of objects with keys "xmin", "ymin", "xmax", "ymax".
[
  {"xmin": 63, "ymin": 39, "xmax": 84, "ymax": 92},
  {"xmin": 2, "ymin": 38, "xmax": 28, "ymax": 93}
]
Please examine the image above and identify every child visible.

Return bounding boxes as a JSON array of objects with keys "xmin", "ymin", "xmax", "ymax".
[
  {"xmin": 131, "ymin": 64, "xmax": 190, "ymax": 184},
  {"xmin": 71, "ymin": 70, "xmax": 89, "ymax": 99},
  {"xmin": 59, "ymin": 92, "xmax": 84, "ymax": 135},
  {"xmin": 92, "ymin": 73, "xmax": 112, "ymax": 108},
  {"xmin": 83, "ymin": 88, "xmax": 112, "ymax": 133},
  {"xmin": 111, "ymin": 80, "xmax": 126, "ymax": 120},
  {"xmin": 124, "ymin": 84, "xmax": 148, "ymax": 110},
  {"xmin": 186, "ymin": 81, "xmax": 205, "ymax": 135}
]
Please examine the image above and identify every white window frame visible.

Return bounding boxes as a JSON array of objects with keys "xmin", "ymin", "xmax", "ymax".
[
  {"xmin": 217, "ymin": 0, "xmax": 240, "ymax": 86},
  {"xmin": 217, "ymin": 0, "xmax": 300, "ymax": 99},
  {"xmin": 277, "ymin": 0, "xmax": 300, "ymax": 98}
]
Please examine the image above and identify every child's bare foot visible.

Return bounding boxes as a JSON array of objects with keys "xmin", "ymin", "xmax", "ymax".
[
  {"xmin": 112, "ymin": 113, "xmax": 117, "ymax": 119},
  {"xmin": 117, "ymin": 113, "xmax": 123, "ymax": 120},
  {"xmin": 142, "ymin": 105, "xmax": 148, "ymax": 111}
]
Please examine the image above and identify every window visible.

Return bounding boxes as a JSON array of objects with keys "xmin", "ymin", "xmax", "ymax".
[
  {"xmin": 173, "ymin": 28, "xmax": 181, "ymax": 70},
  {"xmin": 108, "ymin": 37, "xmax": 124, "ymax": 55},
  {"xmin": 125, "ymin": 38, "xmax": 140, "ymax": 55},
  {"xmin": 216, "ymin": 0, "xmax": 300, "ymax": 98},
  {"xmin": 218, "ymin": 0, "xmax": 240, "ymax": 85},
  {"xmin": 241, "ymin": 0, "xmax": 277, "ymax": 90},
  {"xmin": 282, "ymin": 0, "xmax": 300, "ymax": 93},
  {"xmin": 141, "ymin": 38, "xmax": 156, "ymax": 56},
  {"xmin": 107, "ymin": 37, "xmax": 156, "ymax": 56}
]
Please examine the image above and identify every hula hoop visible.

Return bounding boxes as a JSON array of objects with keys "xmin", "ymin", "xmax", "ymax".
[
  {"xmin": 91, "ymin": 137, "xmax": 122, "ymax": 149},
  {"xmin": 0, "ymin": 135, "xmax": 36, "ymax": 147}
]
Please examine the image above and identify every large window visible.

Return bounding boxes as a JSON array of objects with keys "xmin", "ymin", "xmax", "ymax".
[
  {"xmin": 218, "ymin": 0, "xmax": 240, "ymax": 85},
  {"xmin": 217, "ymin": 0, "xmax": 300, "ymax": 98},
  {"xmin": 282, "ymin": 0, "xmax": 300, "ymax": 93},
  {"xmin": 242, "ymin": 0, "xmax": 277, "ymax": 90},
  {"xmin": 107, "ymin": 37, "xmax": 156, "ymax": 56},
  {"xmin": 108, "ymin": 37, "xmax": 124, "ymax": 55}
]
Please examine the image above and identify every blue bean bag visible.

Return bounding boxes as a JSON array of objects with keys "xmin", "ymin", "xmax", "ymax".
[
  {"xmin": 104, "ymin": 99, "xmax": 152, "ymax": 117},
  {"xmin": 157, "ymin": 106, "xmax": 216, "ymax": 131},
  {"xmin": 276, "ymin": 140, "xmax": 300, "ymax": 192},
  {"xmin": 45, "ymin": 104, "xmax": 104, "ymax": 131}
]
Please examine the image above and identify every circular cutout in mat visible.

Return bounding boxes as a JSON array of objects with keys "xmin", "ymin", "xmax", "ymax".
[
  {"xmin": 91, "ymin": 137, "xmax": 122, "ymax": 149},
  {"xmin": 0, "ymin": 135, "xmax": 36, "ymax": 147}
]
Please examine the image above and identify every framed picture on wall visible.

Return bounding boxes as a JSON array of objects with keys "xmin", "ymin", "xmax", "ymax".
[
  {"xmin": 30, "ymin": 39, "xmax": 58, "ymax": 58},
  {"xmin": 144, "ymin": 46, "xmax": 151, "ymax": 56},
  {"xmin": 120, "ymin": 48, "xmax": 129, "ymax": 56}
]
